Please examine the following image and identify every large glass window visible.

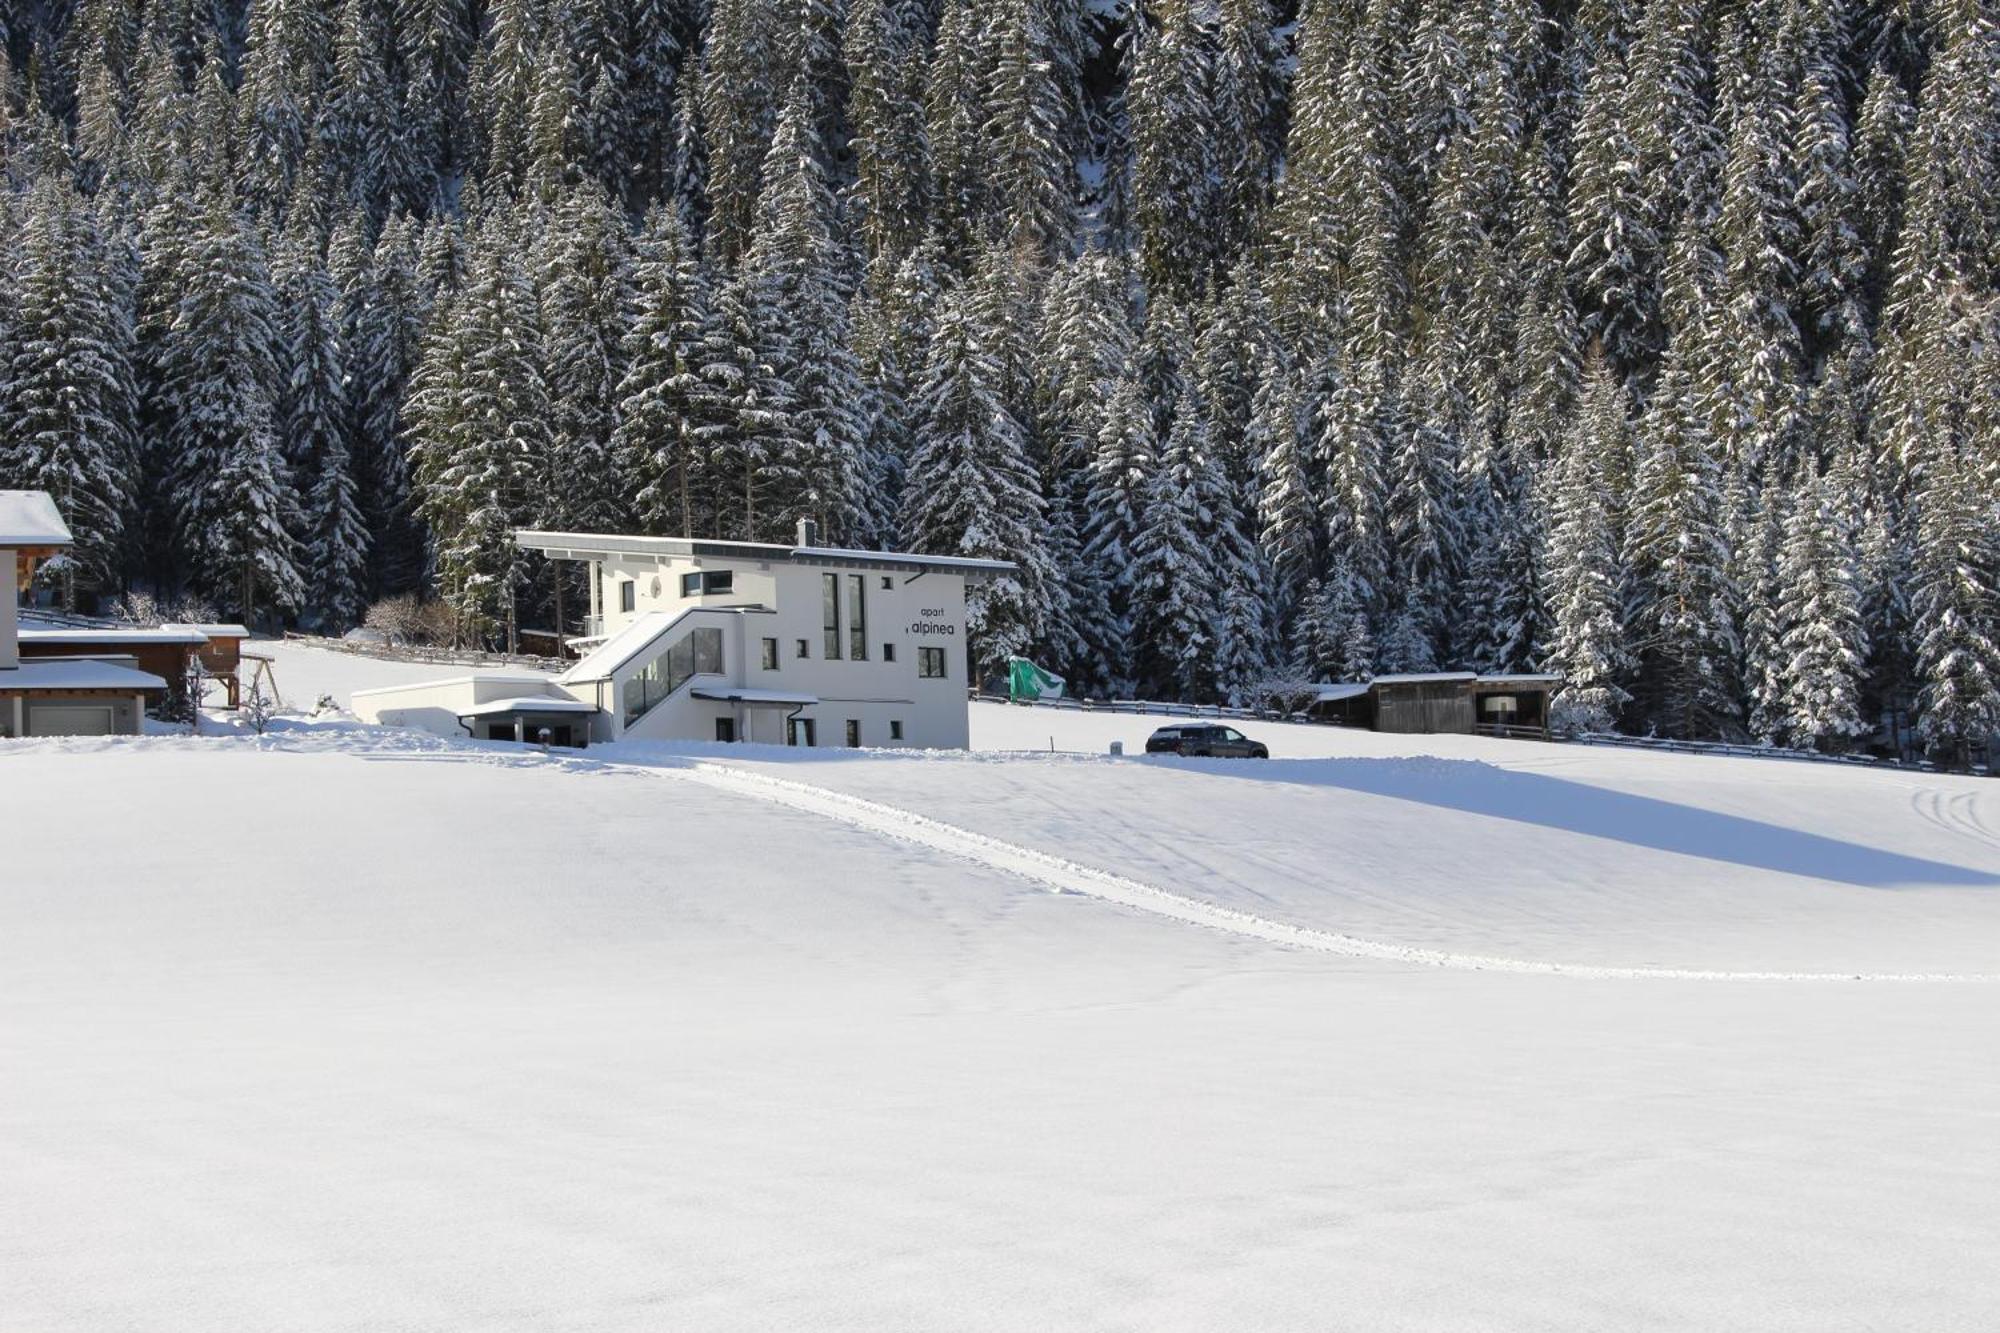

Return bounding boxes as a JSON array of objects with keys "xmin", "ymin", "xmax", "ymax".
[
  {"xmin": 681, "ymin": 569, "xmax": 734, "ymax": 597},
  {"xmin": 848, "ymin": 575, "xmax": 867, "ymax": 660},
  {"xmin": 823, "ymin": 573, "xmax": 842, "ymax": 659},
  {"xmin": 621, "ymin": 625, "xmax": 724, "ymax": 725},
  {"xmin": 919, "ymin": 647, "xmax": 947, "ymax": 679}
]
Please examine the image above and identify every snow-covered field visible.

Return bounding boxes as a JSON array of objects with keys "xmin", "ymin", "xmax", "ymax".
[{"xmin": 6, "ymin": 641, "xmax": 2000, "ymax": 1331}]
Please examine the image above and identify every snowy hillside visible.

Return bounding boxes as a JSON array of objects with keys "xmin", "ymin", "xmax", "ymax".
[{"xmin": 6, "ymin": 643, "xmax": 2000, "ymax": 1331}]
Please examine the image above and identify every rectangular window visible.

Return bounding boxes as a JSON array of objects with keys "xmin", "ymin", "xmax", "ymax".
[
  {"xmin": 883, "ymin": 643, "xmax": 896, "ymax": 663},
  {"xmin": 760, "ymin": 637, "xmax": 778, "ymax": 670},
  {"xmin": 788, "ymin": 717, "xmax": 816, "ymax": 747},
  {"xmin": 881, "ymin": 576, "xmax": 893, "ymax": 590},
  {"xmin": 796, "ymin": 638, "xmax": 809, "ymax": 659},
  {"xmin": 822, "ymin": 572, "xmax": 842, "ymax": 659},
  {"xmin": 890, "ymin": 720, "xmax": 903, "ymax": 741},
  {"xmin": 619, "ymin": 581, "xmax": 636, "ymax": 613},
  {"xmin": 680, "ymin": 569, "xmax": 734, "ymax": 597},
  {"xmin": 848, "ymin": 574, "xmax": 867, "ymax": 660},
  {"xmin": 919, "ymin": 647, "xmax": 947, "ymax": 679},
  {"xmin": 621, "ymin": 626, "xmax": 724, "ymax": 726},
  {"xmin": 715, "ymin": 718, "xmax": 735, "ymax": 743},
  {"xmin": 845, "ymin": 719, "xmax": 861, "ymax": 747}
]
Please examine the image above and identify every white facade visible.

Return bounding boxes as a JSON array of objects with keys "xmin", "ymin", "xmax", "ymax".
[
  {"xmin": 1, "ymin": 490, "xmax": 162, "ymax": 737},
  {"xmin": 355, "ymin": 531, "xmax": 1012, "ymax": 751}
]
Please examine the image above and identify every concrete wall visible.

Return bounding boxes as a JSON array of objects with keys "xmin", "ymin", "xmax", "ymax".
[{"xmin": 352, "ymin": 673, "xmax": 567, "ymax": 739}]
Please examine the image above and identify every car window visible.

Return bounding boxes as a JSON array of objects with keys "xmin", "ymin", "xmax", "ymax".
[{"xmin": 1222, "ymin": 729, "xmax": 1246, "ymax": 742}]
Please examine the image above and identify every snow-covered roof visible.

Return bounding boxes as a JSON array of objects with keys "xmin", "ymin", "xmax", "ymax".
[
  {"xmin": 690, "ymin": 686, "xmax": 820, "ymax": 707},
  {"xmin": 1314, "ymin": 682, "xmax": 1371, "ymax": 703},
  {"xmin": 517, "ymin": 530, "xmax": 1017, "ymax": 576},
  {"xmin": 456, "ymin": 695, "xmax": 599, "ymax": 718},
  {"xmin": 351, "ymin": 671, "xmax": 556, "ymax": 700},
  {"xmin": 0, "ymin": 658, "xmax": 166, "ymax": 691},
  {"xmin": 18, "ymin": 627, "xmax": 209, "ymax": 646},
  {"xmin": 178, "ymin": 623, "xmax": 250, "ymax": 639},
  {"xmin": 1370, "ymin": 673, "xmax": 1479, "ymax": 687},
  {"xmin": 0, "ymin": 491, "xmax": 72, "ymax": 547},
  {"xmin": 559, "ymin": 611, "xmax": 680, "ymax": 685},
  {"xmin": 1473, "ymin": 673, "xmax": 1564, "ymax": 687}
]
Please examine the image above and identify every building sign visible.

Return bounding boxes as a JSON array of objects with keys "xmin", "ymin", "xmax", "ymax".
[{"xmin": 909, "ymin": 607, "xmax": 958, "ymax": 636}]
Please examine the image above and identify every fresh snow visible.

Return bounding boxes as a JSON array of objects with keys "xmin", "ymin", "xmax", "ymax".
[{"xmin": 5, "ymin": 642, "xmax": 2000, "ymax": 1331}]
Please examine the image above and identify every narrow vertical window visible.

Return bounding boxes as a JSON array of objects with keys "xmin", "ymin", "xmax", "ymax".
[
  {"xmin": 845, "ymin": 719, "xmax": 861, "ymax": 747},
  {"xmin": 760, "ymin": 637, "xmax": 778, "ymax": 670},
  {"xmin": 848, "ymin": 574, "xmax": 867, "ymax": 660},
  {"xmin": 822, "ymin": 572, "xmax": 842, "ymax": 659}
]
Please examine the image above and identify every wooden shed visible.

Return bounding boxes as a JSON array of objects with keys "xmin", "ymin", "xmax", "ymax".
[{"xmin": 1370, "ymin": 673, "xmax": 1480, "ymax": 733}]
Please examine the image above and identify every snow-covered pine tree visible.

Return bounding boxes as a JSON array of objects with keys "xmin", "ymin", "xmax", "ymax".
[
  {"xmin": 615, "ymin": 206, "xmax": 712, "ymax": 539},
  {"xmin": 1128, "ymin": 389, "xmax": 1220, "ymax": 701},
  {"xmin": 1911, "ymin": 438, "xmax": 2000, "ymax": 770},
  {"xmin": 275, "ymin": 231, "xmax": 368, "ymax": 630},
  {"xmin": 1, "ymin": 178, "xmax": 136, "ymax": 606},
  {"xmin": 534, "ymin": 183, "xmax": 633, "ymax": 535},
  {"xmin": 1126, "ymin": 0, "xmax": 1216, "ymax": 300},
  {"xmin": 744, "ymin": 79, "xmax": 867, "ymax": 541},
  {"xmin": 983, "ymin": 0, "xmax": 1076, "ymax": 266},
  {"xmin": 1774, "ymin": 463, "xmax": 1870, "ymax": 751},
  {"xmin": 1623, "ymin": 224, "xmax": 1740, "ymax": 739},
  {"xmin": 701, "ymin": 0, "xmax": 781, "ymax": 263},
  {"xmin": 900, "ymin": 280, "xmax": 1052, "ymax": 681},
  {"xmin": 845, "ymin": 0, "xmax": 931, "ymax": 270},
  {"xmin": 405, "ymin": 226, "xmax": 550, "ymax": 647},
  {"xmin": 1079, "ymin": 369, "xmax": 1155, "ymax": 696},
  {"xmin": 1541, "ymin": 357, "xmax": 1632, "ymax": 734},
  {"xmin": 162, "ymin": 200, "xmax": 302, "ymax": 623}
]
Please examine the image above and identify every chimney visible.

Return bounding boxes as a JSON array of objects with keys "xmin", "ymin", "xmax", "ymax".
[{"xmin": 796, "ymin": 517, "xmax": 820, "ymax": 548}]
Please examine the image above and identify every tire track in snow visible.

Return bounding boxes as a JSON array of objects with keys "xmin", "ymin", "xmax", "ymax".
[{"xmin": 634, "ymin": 758, "xmax": 2000, "ymax": 985}]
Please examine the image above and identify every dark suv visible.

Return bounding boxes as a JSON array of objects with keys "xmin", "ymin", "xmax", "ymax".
[{"xmin": 1145, "ymin": 724, "xmax": 1270, "ymax": 758}]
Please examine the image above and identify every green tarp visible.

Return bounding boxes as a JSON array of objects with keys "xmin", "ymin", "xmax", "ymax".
[{"xmin": 1006, "ymin": 657, "xmax": 1066, "ymax": 702}]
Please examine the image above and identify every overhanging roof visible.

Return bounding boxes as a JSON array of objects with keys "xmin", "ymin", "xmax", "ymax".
[
  {"xmin": 0, "ymin": 491, "xmax": 73, "ymax": 547},
  {"xmin": 516, "ymin": 529, "xmax": 1016, "ymax": 576},
  {"xmin": 0, "ymin": 658, "xmax": 166, "ymax": 691},
  {"xmin": 691, "ymin": 686, "xmax": 819, "ymax": 706},
  {"xmin": 1313, "ymin": 682, "xmax": 1371, "ymax": 703}
]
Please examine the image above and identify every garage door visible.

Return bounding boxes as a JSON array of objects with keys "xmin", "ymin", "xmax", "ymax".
[{"xmin": 30, "ymin": 705, "xmax": 117, "ymax": 736}]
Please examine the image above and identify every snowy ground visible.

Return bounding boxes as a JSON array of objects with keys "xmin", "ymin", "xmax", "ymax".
[{"xmin": 6, "ymin": 642, "xmax": 2000, "ymax": 1331}]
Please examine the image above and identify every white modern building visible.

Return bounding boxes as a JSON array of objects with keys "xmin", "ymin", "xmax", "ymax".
[
  {"xmin": 353, "ymin": 524, "xmax": 1014, "ymax": 749},
  {"xmin": 2, "ymin": 490, "xmax": 166, "ymax": 737}
]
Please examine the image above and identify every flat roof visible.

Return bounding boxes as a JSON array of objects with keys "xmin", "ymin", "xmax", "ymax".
[
  {"xmin": 0, "ymin": 658, "xmax": 166, "ymax": 691},
  {"xmin": 0, "ymin": 491, "xmax": 73, "ymax": 547},
  {"xmin": 1371, "ymin": 672, "xmax": 1479, "ymax": 686},
  {"xmin": 457, "ymin": 695, "xmax": 599, "ymax": 718},
  {"xmin": 19, "ymin": 627, "xmax": 209, "ymax": 646},
  {"xmin": 516, "ymin": 530, "xmax": 1017, "ymax": 576}
]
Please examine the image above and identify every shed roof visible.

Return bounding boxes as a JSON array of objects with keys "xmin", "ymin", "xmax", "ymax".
[
  {"xmin": 1313, "ymin": 682, "xmax": 1371, "ymax": 703},
  {"xmin": 0, "ymin": 491, "xmax": 73, "ymax": 547},
  {"xmin": 0, "ymin": 658, "xmax": 166, "ymax": 691},
  {"xmin": 517, "ymin": 529, "xmax": 1017, "ymax": 576},
  {"xmin": 18, "ymin": 627, "xmax": 209, "ymax": 646},
  {"xmin": 1473, "ymin": 673, "xmax": 1565, "ymax": 687},
  {"xmin": 1370, "ymin": 672, "xmax": 1478, "ymax": 687}
]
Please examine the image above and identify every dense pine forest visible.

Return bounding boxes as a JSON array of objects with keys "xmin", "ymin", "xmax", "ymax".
[{"xmin": 0, "ymin": 0, "xmax": 1995, "ymax": 757}]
